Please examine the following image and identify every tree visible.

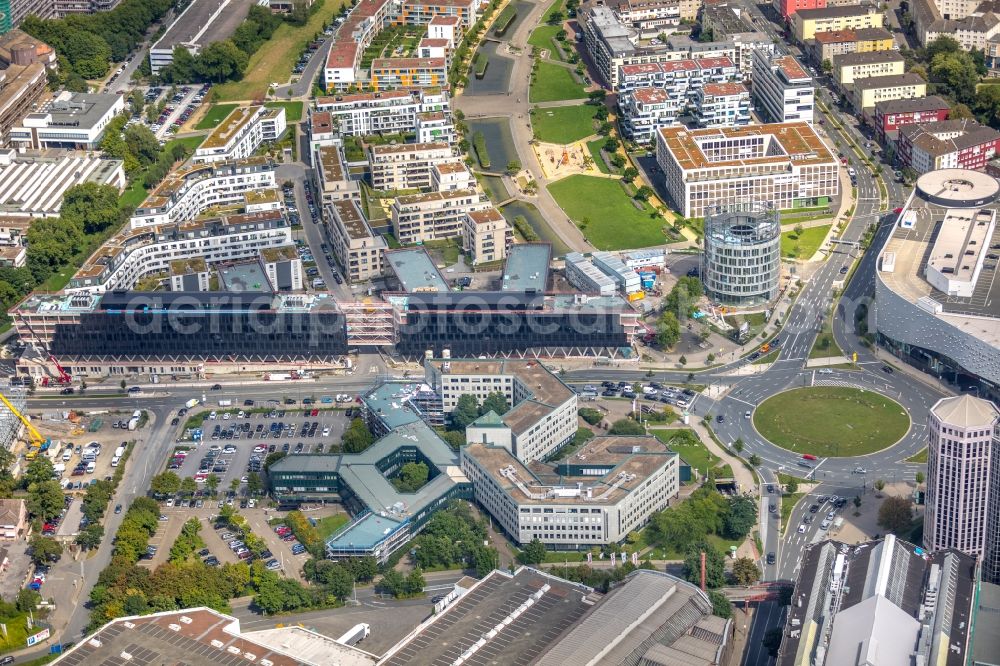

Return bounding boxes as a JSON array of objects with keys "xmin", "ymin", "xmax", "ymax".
[
  {"xmin": 748, "ymin": 453, "xmax": 762, "ymax": 466},
  {"xmin": 915, "ymin": 471, "xmax": 925, "ymax": 485},
  {"xmin": 853, "ymin": 495, "xmax": 863, "ymax": 511},
  {"xmin": 785, "ymin": 478, "xmax": 799, "ymax": 494},
  {"xmin": 193, "ymin": 40, "xmax": 249, "ymax": 82},
  {"xmin": 821, "ymin": 58, "xmax": 832, "ymax": 74},
  {"xmin": 77, "ymin": 523, "xmax": 105, "ymax": 550},
  {"xmin": 732, "ymin": 438, "xmax": 744, "ymax": 453},
  {"xmin": 395, "ymin": 462, "xmax": 430, "ymax": 492},
  {"xmin": 16, "ymin": 588, "xmax": 40, "ymax": 613},
  {"xmin": 205, "ymin": 473, "xmax": 219, "ymax": 496},
  {"xmin": 657, "ymin": 310, "xmax": 681, "ymax": 348},
  {"xmin": 151, "ymin": 471, "xmax": 181, "ymax": 497},
  {"xmin": 732, "ymin": 557, "xmax": 761, "ymax": 586},
  {"xmin": 23, "ymin": 457, "xmax": 55, "ymax": 487},
  {"xmin": 950, "ymin": 102, "xmax": 974, "ymax": 120},
  {"xmin": 450, "ymin": 394, "xmax": 481, "ymax": 430},
  {"xmin": 404, "ymin": 569, "xmax": 425, "ymax": 596},
  {"xmin": 247, "ymin": 472, "xmax": 263, "ymax": 496},
  {"xmin": 62, "ymin": 182, "xmax": 125, "ymax": 234},
  {"xmin": 874, "ymin": 479, "xmax": 886, "ymax": 496},
  {"xmin": 481, "ymin": 391, "xmax": 510, "ymax": 416},
  {"xmin": 230, "ymin": 478, "xmax": 241, "ymax": 493},
  {"xmin": 28, "ymin": 479, "xmax": 65, "ymax": 521},
  {"xmin": 519, "ymin": 537, "xmax": 547, "ymax": 565},
  {"xmin": 723, "ymin": 495, "xmax": 757, "ymax": 539},
  {"xmin": 506, "ymin": 160, "xmax": 521, "ymax": 175},
  {"xmin": 878, "ymin": 496, "xmax": 914, "ymax": 535},
  {"xmin": 578, "ymin": 407, "xmax": 602, "ymax": 425},
  {"xmin": 608, "ymin": 418, "xmax": 644, "ymax": 435},
  {"xmin": 380, "ymin": 568, "xmax": 404, "ymax": 596},
  {"xmin": 342, "ymin": 418, "xmax": 374, "ymax": 453},
  {"xmin": 622, "ymin": 166, "xmax": 639, "ymax": 183},
  {"xmin": 683, "ymin": 540, "xmax": 725, "ymax": 589},
  {"xmin": 634, "ymin": 185, "xmax": 654, "ymax": 201},
  {"xmin": 29, "ymin": 534, "xmax": 63, "ymax": 565},
  {"xmin": 678, "ymin": 355, "xmax": 688, "ymax": 366},
  {"xmin": 179, "ymin": 476, "xmax": 197, "ymax": 497}
]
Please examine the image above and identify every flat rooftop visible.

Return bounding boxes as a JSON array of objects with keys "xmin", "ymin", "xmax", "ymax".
[
  {"xmin": 382, "ymin": 568, "xmax": 593, "ymax": 666},
  {"xmin": 317, "ymin": 145, "xmax": 346, "ymax": 182},
  {"xmin": 330, "ymin": 200, "xmax": 375, "ymax": 241},
  {"xmin": 201, "ymin": 106, "xmax": 260, "ymax": 150},
  {"xmin": 155, "ymin": 0, "xmax": 257, "ymax": 50},
  {"xmin": 219, "ymin": 261, "xmax": 272, "ymax": 292},
  {"xmin": 502, "ymin": 243, "xmax": 551, "ymax": 292},
  {"xmin": 326, "ymin": 512, "xmax": 405, "ymax": 549},
  {"xmin": 0, "ymin": 152, "xmax": 123, "ymax": 217},
  {"xmin": 879, "ymin": 169, "xmax": 1000, "ymax": 334},
  {"xmin": 28, "ymin": 92, "xmax": 120, "ymax": 129},
  {"xmin": 384, "ymin": 247, "xmax": 449, "ymax": 293},
  {"xmin": 658, "ymin": 122, "xmax": 836, "ymax": 172}
]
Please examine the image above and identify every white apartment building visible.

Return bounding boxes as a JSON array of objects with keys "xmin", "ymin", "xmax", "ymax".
[
  {"xmin": 924, "ymin": 395, "xmax": 999, "ymax": 557},
  {"xmin": 564, "ymin": 252, "xmax": 618, "ymax": 296},
  {"xmin": 322, "ymin": 0, "xmax": 395, "ymax": 91},
  {"xmin": 620, "ymin": 88, "xmax": 678, "ymax": 143},
  {"xmin": 751, "ymin": 49, "xmax": 814, "ymax": 123},
  {"xmin": 66, "ymin": 210, "xmax": 294, "ymax": 294},
  {"xmin": 314, "ymin": 89, "xmax": 452, "ymax": 137},
  {"xmin": 390, "ymin": 188, "xmax": 492, "ymax": 244},
  {"xmin": 463, "ymin": 207, "xmax": 512, "ymax": 265},
  {"xmin": 192, "ymin": 106, "xmax": 287, "ymax": 164},
  {"xmin": 130, "ymin": 158, "xmax": 276, "ymax": 229},
  {"xmin": 656, "ymin": 122, "xmax": 840, "ymax": 218},
  {"xmin": 10, "ymin": 92, "xmax": 124, "ymax": 150},
  {"xmin": 416, "ymin": 111, "xmax": 455, "ymax": 144},
  {"xmin": 461, "ymin": 436, "xmax": 680, "ymax": 548},
  {"xmin": 695, "ymin": 82, "xmax": 751, "ymax": 127},
  {"xmin": 832, "ymin": 49, "xmax": 905, "ymax": 88},
  {"xmin": 427, "ymin": 14, "xmax": 462, "ymax": 43},
  {"xmin": 615, "ymin": 0, "xmax": 683, "ymax": 37},
  {"xmin": 315, "ymin": 145, "xmax": 360, "ymax": 205},
  {"xmin": 326, "ymin": 199, "xmax": 386, "ymax": 283},
  {"xmin": 426, "ymin": 358, "xmax": 579, "ymax": 463},
  {"xmin": 368, "ymin": 141, "xmax": 461, "ymax": 191},
  {"xmin": 431, "ymin": 161, "xmax": 474, "ymax": 191}
]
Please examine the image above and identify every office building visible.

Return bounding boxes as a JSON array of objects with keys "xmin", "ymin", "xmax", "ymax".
[
  {"xmin": 873, "ymin": 95, "xmax": 950, "ymax": 146},
  {"xmin": 149, "ymin": 0, "xmax": 259, "ymax": 73},
  {"xmin": 832, "ymin": 49, "xmax": 905, "ymax": 87},
  {"xmin": 924, "ymin": 395, "xmax": 999, "ymax": 558},
  {"xmin": 751, "ymin": 50, "xmax": 814, "ymax": 123},
  {"xmin": 0, "ymin": 150, "xmax": 124, "ymax": 218},
  {"xmin": 9, "ymin": 92, "xmax": 123, "ymax": 150},
  {"xmin": 656, "ymin": 122, "xmax": 840, "ymax": 218},
  {"xmin": 702, "ymin": 202, "xmax": 781, "ymax": 306},
  {"xmin": 852, "ymin": 72, "xmax": 927, "ymax": 114},
  {"xmin": 130, "ymin": 158, "xmax": 276, "ymax": 229},
  {"xmin": 315, "ymin": 88, "xmax": 451, "ymax": 137},
  {"xmin": 326, "ymin": 199, "xmax": 386, "ymax": 283},
  {"xmin": 390, "ymin": 189, "xmax": 492, "ymax": 245},
  {"xmin": 0, "ymin": 30, "xmax": 52, "ymax": 148},
  {"xmin": 564, "ymin": 252, "xmax": 617, "ymax": 296},
  {"xmin": 806, "ymin": 26, "xmax": 895, "ymax": 65},
  {"xmin": 778, "ymin": 535, "xmax": 976, "ymax": 666},
  {"xmin": 874, "ymin": 168, "xmax": 1000, "ymax": 401},
  {"xmin": 694, "ymin": 82, "xmax": 751, "ymax": 128},
  {"xmin": 66, "ymin": 210, "xmax": 296, "ymax": 294},
  {"xmin": 463, "ymin": 208, "xmax": 511, "ymax": 265},
  {"xmin": 193, "ymin": 106, "xmax": 286, "ymax": 164},
  {"xmin": 367, "ymin": 141, "xmax": 458, "ymax": 191},
  {"xmin": 792, "ymin": 5, "xmax": 884, "ymax": 42},
  {"xmin": 897, "ymin": 118, "xmax": 1000, "ymax": 174},
  {"xmin": 369, "ymin": 57, "xmax": 447, "ymax": 90},
  {"xmin": 461, "ymin": 435, "xmax": 679, "ymax": 548}
]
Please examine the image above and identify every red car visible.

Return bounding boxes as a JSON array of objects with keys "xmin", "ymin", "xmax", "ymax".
[{"xmin": 802, "ymin": 454, "xmax": 818, "ymax": 461}]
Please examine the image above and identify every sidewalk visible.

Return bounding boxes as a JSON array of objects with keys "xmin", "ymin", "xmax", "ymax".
[{"xmin": 648, "ymin": 422, "xmax": 757, "ymax": 493}]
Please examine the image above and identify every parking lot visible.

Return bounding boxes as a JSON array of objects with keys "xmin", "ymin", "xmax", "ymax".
[
  {"xmin": 168, "ymin": 405, "xmax": 350, "ymax": 490},
  {"xmin": 574, "ymin": 380, "xmax": 699, "ymax": 411},
  {"xmin": 145, "ymin": 84, "xmax": 209, "ymax": 139}
]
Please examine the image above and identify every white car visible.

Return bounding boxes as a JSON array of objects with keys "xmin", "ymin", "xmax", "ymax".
[
  {"xmin": 818, "ymin": 368, "xmax": 834, "ymax": 375},
  {"xmin": 165, "ymin": 498, "xmax": 174, "ymax": 507},
  {"xmin": 797, "ymin": 524, "xmax": 807, "ymax": 533}
]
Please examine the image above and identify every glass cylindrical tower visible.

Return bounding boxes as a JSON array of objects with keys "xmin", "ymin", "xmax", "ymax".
[{"xmin": 701, "ymin": 202, "xmax": 781, "ymax": 307}]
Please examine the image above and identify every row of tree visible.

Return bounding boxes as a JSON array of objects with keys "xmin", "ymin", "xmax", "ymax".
[
  {"xmin": 645, "ymin": 486, "xmax": 757, "ymax": 555},
  {"xmin": 406, "ymin": 501, "xmax": 500, "ymax": 577},
  {"xmin": 656, "ymin": 276, "xmax": 704, "ymax": 349}
]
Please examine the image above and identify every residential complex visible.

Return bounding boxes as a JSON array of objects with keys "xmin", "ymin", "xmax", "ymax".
[
  {"xmin": 193, "ymin": 106, "xmax": 287, "ymax": 164},
  {"xmin": 778, "ymin": 535, "xmax": 976, "ymax": 666},
  {"xmin": 9, "ymin": 92, "xmax": 123, "ymax": 150},
  {"xmin": 463, "ymin": 207, "xmax": 512, "ymax": 265},
  {"xmin": 694, "ymin": 82, "xmax": 751, "ymax": 127},
  {"xmin": 897, "ymin": 118, "xmax": 1000, "ymax": 174},
  {"xmin": 791, "ymin": 5, "xmax": 884, "ymax": 42},
  {"xmin": 852, "ymin": 72, "xmax": 927, "ymax": 114},
  {"xmin": 314, "ymin": 144, "xmax": 359, "ymax": 205},
  {"xmin": 806, "ymin": 26, "xmax": 894, "ymax": 64},
  {"xmin": 702, "ymin": 202, "xmax": 781, "ymax": 306},
  {"xmin": 367, "ymin": 141, "xmax": 460, "ymax": 191},
  {"xmin": 832, "ymin": 49, "xmax": 904, "ymax": 87},
  {"xmin": 750, "ymin": 50, "xmax": 814, "ymax": 123},
  {"xmin": 370, "ymin": 56, "xmax": 448, "ymax": 90},
  {"xmin": 912, "ymin": 0, "xmax": 1000, "ymax": 52},
  {"xmin": 314, "ymin": 88, "xmax": 452, "ymax": 137},
  {"xmin": 390, "ymin": 188, "xmax": 492, "ymax": 245},
  {"xmin": 873, "ymin": 95, "xmax": 950, "ymax": 145},
  {"xmin": 149, "ymin": 0, "xmax": 258, "ymax": 74},
  {"xmin": 923, "ymin": 395, "xmax": 999, "ymax": 559},
  {"xmin": 875, "ymin": 168, "xmax": 1000, "ymax": 402},
  {"xmin": 326, "ymin": 199, "xmax": 386, "ymax": 283},
  {"xmin": 655, "ymin": 122, "xmax": 840, "ymax": 218}
]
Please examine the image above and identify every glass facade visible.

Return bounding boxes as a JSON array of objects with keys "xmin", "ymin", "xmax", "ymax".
[{"xmin": 702, "ymin": 202, "xmax": 781, "ymax": 306}]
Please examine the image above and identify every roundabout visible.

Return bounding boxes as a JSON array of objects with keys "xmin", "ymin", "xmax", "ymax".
[{"xmin": 752, "ymin": 386, "xmax": 911, "ymax": 458}]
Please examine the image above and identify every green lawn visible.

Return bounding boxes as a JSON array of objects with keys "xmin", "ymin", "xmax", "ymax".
[
  {"xmin": 781, "ymin": 493, "xmax": 804, "ymax": 533},
  {"xmin": 781, "ymin": 225, "xmax": 830, "ymax": 259},
  {"xmin": 165, "ymin": 135, "xmax": 205, "ymax": 153},
  {"xmin": 528, "ymin": 25, "xmax": 562, "ymax": 52},
  {"xmin": 631, "ymin": 523, "xmax": 742, "ymax": 560},
  {"xmin": 586, "ymin": 139, "xmax": 615, "ymax": 173},
  {"xmin": 195, "ymin": 104, "xmax": 239, "ymax": 130},
  {"xmin": 212, "ymin": 0, "xmax": 350, "ymax": 101},
  {"xmin": 548, "ymin": 175, "xmax": 669, "ymax": 250},
  {"xmin": 754, "ymin": 387, "xmax": 910, "ymax": 457},
  {"xmin": 530, "ymin": 61, "xmax": 587, "ymax": 102},
  {"xmin": 809, "ymin": 309, "xmax": 843, "ymax": 359},
  {"xmin": 530, "ymin": 105, "xmax": 596, "ymax": 144},
  {"xmin": 906, "ymin": 448, "xmax": 928, "ymax": 463},
  {"xmin": 119, "ymin": 180, "xmax": 149, "ymax": 210},
  {"xmin": 314, "ymin": 514, "xmax": 350, "ymax": 540},
  {"xmin": 265, "ymin": 101, "xmax": 304, "ymax": 122},
  {"xmin": 652, "ymin": 429, "xmax": 719, "ymax": 478}
]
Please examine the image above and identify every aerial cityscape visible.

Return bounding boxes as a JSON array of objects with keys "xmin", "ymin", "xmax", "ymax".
[{"xmin": 0, "ymin": 0, "xmax": 991, "ymax": 663}]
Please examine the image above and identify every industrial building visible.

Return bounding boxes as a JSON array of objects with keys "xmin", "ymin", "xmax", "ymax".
[
  {"xmin": 778, "ymin": 535, "xmax": 976, "ymax": 666},
  {"xmin": 655, "ymin": 122, "xmax": 840, "ymax": 218},
  {"xmin": 149, "ymin": 0, "xmax": 259, "ymax": 74},
  {"xmin": 874, "ymin": 168, "xmax": 1000, "ymax": 401},
  {"xmin": 564, "ymin": 252, "xmax": 617, "ymax": 296},
  {"xmin": 591, "ymin": 251, "xmax": 641, "ymax": 294},
  {"xmin": 702, "ymin": 202, "xmax": 782, "ymax": 306},
  {"xmin": 751, "ymin": 50, "xmax": 814, "ymax": 124},
  {"xmin": 0, "ymin": 150, "xmax": 125, "ymax": 218},
  {"xmin": 193, "ymin": 106, "xmax": 286, "ymax": 164},
  {"xmin": 9, "ymin": 92, "xmax": 123, "ymax": 150}
]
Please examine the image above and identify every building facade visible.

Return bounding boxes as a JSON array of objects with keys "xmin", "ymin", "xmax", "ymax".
[
  {"xmin": 193, "ymin": 106, "xmax": 286, "ymax": 164},
  {"xmin": 792, "ymin": 5, "xmax": 884, "ymax": 42},
  {"xmin": 832, "ymin": 49, "xmax": 905, "ymax": 88},
  {"xmin": 694, "ymin": 82, "xmax": 751, "ymax": 127},
  {"xmin": 326, "ymin": 199, "xmax": 386, "ymax": 283},
  {"xmin": 897, "ymin": 118, "xmax": 1000, "ymax": 173},
  {"xmin": 852, "ymin": 73, "xmax": 927, "ymax": 113},
  {"xmin": 702, "ymin": 202, "xmax": 781, "ymax": 306},
  {"xmin": 751, "ymin": 50, "xmax": 814, "ymax": 123},
  {"xmin": 463, "ymin": 208, "xmax": 512, "ymax": 265},
  {"xmin": 807, "ymin": 27, "xmax": 895, "ymax": 64},
  {"xmin": 9, "ymin": 92, "xmax": 123, "ymax": 150},
  {"xmin": 368, "ymin": 141, "xmax": 459, "ymax": 191},
  {"xmin": 390, "ymin": 189, "xmax": 492, "ymax": 245},
  {"xmin": 873, "ymin": 95, "xmax": 951, "ymax": 146}
]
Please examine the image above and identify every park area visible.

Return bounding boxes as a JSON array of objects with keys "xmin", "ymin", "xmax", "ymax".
[
  {"xmin": 652, "ymin": 429, "xmax": 731, "ymax": 479},
  {"xmin": 781, "ymin": 225, "xmax": 830, "ymax": 259},
  {"xmin": 548, "ymin": 175, "xmax": 668, "ymax": 250},
  {"xmin": 211, "ymin": 0, "xmax": 349, "ymax": 101},
  {"xmin": 360, "ymin": 24, "xmax": 426, "ymax": 69},
  {"xmin": 753, "ymin": 387, "xmax": 910, "ymax": 457},
  {"xmin": 530, "ymin": 105, "xmax": 597, "ymax": 144},
  {"xmin": 530, "ymin": 61, "xmax": 587, "ymax": 102}
]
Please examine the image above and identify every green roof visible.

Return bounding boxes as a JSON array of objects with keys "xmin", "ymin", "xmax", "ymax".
[{"xmin": 471, "ymin": 410, "xmax": 506, "ymax": 427}]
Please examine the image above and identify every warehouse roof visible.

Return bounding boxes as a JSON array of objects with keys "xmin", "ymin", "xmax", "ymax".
[
  {"xmin": 154, "ymin": 0, "xmax": 257, "ymax": 50},
  {"xmin": 501, "ymin": 242, "xmax": 551, "ymax": 292}
]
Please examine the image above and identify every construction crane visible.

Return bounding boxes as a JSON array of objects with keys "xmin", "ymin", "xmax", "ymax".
[
  {"xmin": 14, "ymin": 313, "xmax": 70, "ymax": 385},
  {"xmin": 0, "ymin": 392, "xmax": 45, "ymax": 448}
]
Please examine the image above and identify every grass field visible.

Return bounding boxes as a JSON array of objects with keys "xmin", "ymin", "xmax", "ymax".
[
  {"xmin": 211, "ymin": 0, "xmax": 349, "ymax": 101},
  {"xmin": 906, "ymin": 448, "xmax": 928, "ymax": 463},
  {"xmin": 314, "ymin": 514, "xmax": 350, "ymax": 540},
  {"xmin": 530, "ymin": 61, "xmax": 587, "ymax": 102},
  {"xmin": 586, "ymin": 139, "xmax": 615, "ymax": 173},
  {"xmin": 528, "ymin": 25, "xmax": 561, "ymax": 51},
  {"xmin": 781, "ymin": 493, "xmax": 804, "ymax": 532},
  {"xmin": 809, "ymin": 308, "xmax": 843, "ymax": 359},
  {"xmin": 754, "ymin": 387, "xmax": 910, "ymax": 457},
  {"xmin": 195, "ymin": 104, "xmax": 238, "ymax": 130},
  {"xmin": 652, "ymin": 429, "xmax": 719, "ymax": 478},
  {"xmin": 265, "ymin": 101, "xmax": 304, "ymax": 122},
  {"xmin": 530, "ymin": 105, "xmax": 596, "ymax": 144},
  {"xmin": 548, "ymin": 175, "xmax": 667, "ymax": 250},
  {"xmin": 166, "ymin": 135, "xmax": 206, "ymax": 154},
  {"xmin": 781, "ymin": 225, "xmax": 830, "ymax": 259}
]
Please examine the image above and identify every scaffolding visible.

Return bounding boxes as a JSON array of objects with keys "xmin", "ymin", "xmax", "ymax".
[
  {"xmin": 0, "ymin": 381, "xmax": 30, "ymax": 452},
  {"xmin": 342, "ymin": 300, "xmax": 397, "ymax": 346}
]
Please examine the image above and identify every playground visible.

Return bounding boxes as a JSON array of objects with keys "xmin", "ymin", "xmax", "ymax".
[{"xmin": 534, "ymin": 141, "xmax": 599, "ymax": 180}]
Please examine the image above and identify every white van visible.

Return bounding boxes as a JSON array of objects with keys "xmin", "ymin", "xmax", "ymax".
[
  {"xmin": 111, "ymin": 455, "xmax": 121, "ymax": 467},
  {"xmin": 62, "ymin": 449, "xmax": 72, "ymax": 462},
  {"xmin": 86, "ymin": 461, "xmax": 96, "ymax": 474},
  {"xmin": 820, "ymin": 519, "xmax": 831, "ymax": 530}
]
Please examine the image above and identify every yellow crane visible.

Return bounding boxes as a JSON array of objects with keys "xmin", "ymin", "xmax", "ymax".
[{"xmin": 0, "ymin": 392, "xmax": 45, "ymax": 448}]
